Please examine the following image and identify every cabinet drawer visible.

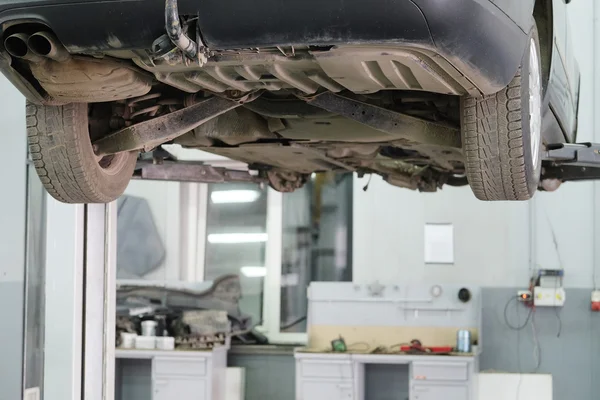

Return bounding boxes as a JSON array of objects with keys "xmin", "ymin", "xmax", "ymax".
[
  {"xmin": 154, "ymin": 357, "xmax": 207, "ymax": 377},
  {"xmin": 154, "ymin": 378, "xmax": 207, "ymax": 400},
  {"xmin": 412, "ymin": 362, "xmax": 468, "ymax": 381},
  {"xmin": 300, "ymin": 380, "xmax": 354, "ymax": 400},
  {"xmin": 299, "ymin": 360, "xmax": 353, "ymax": 379},
  {"xmin": 411, "ymin": 384, "xmax": 468, "ymax": 400}
]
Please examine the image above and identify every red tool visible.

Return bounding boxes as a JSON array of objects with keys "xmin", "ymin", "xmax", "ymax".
[{"xmin": 400, "ymin": 339, "xmax": 453, "ymax": 354}]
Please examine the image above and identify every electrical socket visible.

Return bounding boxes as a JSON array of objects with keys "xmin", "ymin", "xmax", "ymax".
[
  {"xmin": 591, "ymin": 290, "xmax": 600, "ymax": 311},
  {"xmin": 517, "ymin": 290, "xmax": 532, "ymax": 302}
]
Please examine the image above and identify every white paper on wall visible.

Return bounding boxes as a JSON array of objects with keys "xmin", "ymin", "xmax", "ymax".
[{"xmin": 424, "ymin": 223, "xmax": 454, "ymax": 264}]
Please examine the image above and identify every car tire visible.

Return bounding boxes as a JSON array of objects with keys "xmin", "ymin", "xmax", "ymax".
[
  {"xmin": 27, "ymin": 102, "xmax": 137, "ymax": 203},
  {"xmin": 461, "ymin": 22, "xmax": 543, "ymax": 201}
]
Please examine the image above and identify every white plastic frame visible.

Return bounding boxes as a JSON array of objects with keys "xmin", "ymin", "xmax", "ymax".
[{"xmin": 186, "ymin": 183, "xmax": 307, "ymax": 344}]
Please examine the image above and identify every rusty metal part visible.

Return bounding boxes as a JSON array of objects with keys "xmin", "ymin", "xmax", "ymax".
[
  {"xmin": 28, "ymin": 31, "xmax": 70, "ymax": 62},
  {"xmin": 133, "ymin": 160, "xmax": 266, "ymax": 184},
  {"xmin": 266, "ymin": 170, "xmax": 308, "ymax": 193},
  {"xmin": 130, "ymin": 105, "xmax": 161, "ymax": 118},
  {"xmin": 3, "ymin": 33, "xmax": 43, "ymax": 62},
  {"xmin": 306, "ymin": 92, "xmax": 461, "ymax": 148},
  {"xmin": 165, "ymin": 0, "xmax": 205, "ymax": 63},
  {"xmin": 127, "ymin": 92, "xmax": 162, "ymax": 106},
  {"xmin": 175, "ymin": 107, "xmax": 278, "ymax": 146},
  {"xmin": 94, "ymin": 96, "xmax": 248, "ymax": 155},
  {"xmin": 197, "ymin": 143, "xmax": 354, "ymax": 174},
  {"xmin": 30, "ymin": 57, "xmax": 152, "ymax": 103}
]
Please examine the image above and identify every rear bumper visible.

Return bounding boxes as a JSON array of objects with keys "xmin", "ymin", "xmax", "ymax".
[{"xmin": 0, "ymin": 0, "xmax": 528, "ymax": 98}]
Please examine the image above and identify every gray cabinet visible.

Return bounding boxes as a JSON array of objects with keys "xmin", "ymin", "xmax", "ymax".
[
  {"xmin": 299, "ymin": 380, "xmax": 354, "ymax": 400},
  {"xmin": 411, "ymin": 384, "xmax": 468, "ymax": 400},
  {"xmin": 154, "ymin": 377, "xmax": 207, "ymax": 400},
  {"xmin": 116, "ymin": 348, "xmax": 227, "ymax": 400}
]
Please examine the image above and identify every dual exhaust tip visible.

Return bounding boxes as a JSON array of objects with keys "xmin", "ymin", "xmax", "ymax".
[{"xmin": 4, "ymin": 31, "xmax": 70, "ymax": 62}]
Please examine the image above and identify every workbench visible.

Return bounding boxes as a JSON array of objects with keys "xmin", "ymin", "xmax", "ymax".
[
  {"xmin": 115, "ymin": 347, "xmax": 227, "ymax": 400},
  {"xmin": 297, "ymin": 282, "xmax": 482, "ymax": 400},
  {"xmin": 295, "ymin": 351, "xmax": 478, "ymax": 400}
]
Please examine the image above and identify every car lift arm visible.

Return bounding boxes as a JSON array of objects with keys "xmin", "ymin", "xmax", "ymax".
[
  {"xmin": 542, "ymin": 142, "xmax": 600, "ymax": 184},
  {"xmin": 133, "ymin": 160, "xmax": 267, "ymax": 184}
]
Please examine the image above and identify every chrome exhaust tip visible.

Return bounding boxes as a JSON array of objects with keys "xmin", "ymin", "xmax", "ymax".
[
  {"xmin": 28, "ymin": 31, "xmax": 70, "ymax": 62},
  {"xmin": 4, "ymin": 33, "xmax": 43, "ymax": 62}
]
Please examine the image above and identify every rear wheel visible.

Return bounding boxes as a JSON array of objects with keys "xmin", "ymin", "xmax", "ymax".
[
  {"xmin": 27, "ymin": 102, "xmax": 137, "ymax": 203},
  {"xmin": 461, "ymin": 22, "xmax": 543, "ymax": 201}
]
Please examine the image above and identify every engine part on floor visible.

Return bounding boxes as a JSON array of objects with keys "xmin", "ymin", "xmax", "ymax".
[
  {"xmin": 94, "ymin": 95, "xmax": 256, "ymax": 155},
  {"xmin": 133, "ymin": 160, "xmax": 266, "ymax": 184},
  {"xmin": 306, "ymin": 92, "xmax": 461, "ymax": 148},
  {"xmin": 30, "ymin": 57, "xmax": 152, "ymax": 103}
]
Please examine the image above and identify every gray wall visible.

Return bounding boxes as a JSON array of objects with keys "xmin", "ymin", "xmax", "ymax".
[
  {"xmin": 481, "ymin": 288, "xmax": 600, "ymax": 400},
  {"xmin": 0, "ymin": 76, "xmax": 27, "ymax": 400}
]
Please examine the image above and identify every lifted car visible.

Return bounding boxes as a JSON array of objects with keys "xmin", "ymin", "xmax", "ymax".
[{"xmin": 0, "ymin": 0, "xmax": 583, "ymax": 202}]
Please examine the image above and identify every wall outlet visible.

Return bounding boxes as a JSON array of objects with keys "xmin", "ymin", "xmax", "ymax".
[
  {"xmin": 517, "ymin": 290, "xmax": 532, "ymax": 302},
  {"xmin": 533, "ymin": 287, "xmax": 565, "ymax": 307},
  {"xmin": 591, "ymin": 290, "xmax": 600, "ymax": 311}
]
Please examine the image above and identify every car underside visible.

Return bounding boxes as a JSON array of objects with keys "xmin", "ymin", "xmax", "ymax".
[
  {"xmin": 0, "ymin": 0, "xmax": 589, "ymax": 203},
  {"xmin": 8, "ymin": 24, "xmax": 469, "ymax": 192}
]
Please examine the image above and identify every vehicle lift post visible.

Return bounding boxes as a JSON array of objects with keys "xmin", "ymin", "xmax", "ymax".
[{"xmin": 43, "ymin": 199, "xmax": 118, "ymax": 400}]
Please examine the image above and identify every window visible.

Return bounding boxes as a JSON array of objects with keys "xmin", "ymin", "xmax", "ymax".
[
  {"xmin": 204, "ymin": 183, "xmax": 269, "ymax": 327},
  {"xmin": 279, "ymin": 174, "xmax": 353, "ymax": 336},
  {"xmin": 116, "ymin": 173, "xmax": 353, "ymax": 343}
]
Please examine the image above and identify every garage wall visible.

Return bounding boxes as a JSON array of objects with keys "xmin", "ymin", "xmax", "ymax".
[{"xmin": 353, "ymin": 0, "xmax": 599, "ymax": 290}]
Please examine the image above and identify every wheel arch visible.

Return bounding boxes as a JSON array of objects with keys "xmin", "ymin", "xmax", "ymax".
[{"xmin": 533, "ymin": 0, "xmax": 553, "ymax": 97}]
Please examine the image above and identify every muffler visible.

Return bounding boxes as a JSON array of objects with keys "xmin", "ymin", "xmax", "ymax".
[
  {"xmin": 3, "ymin": 33, "xmax": 43, "ymax": 62},
  {"xmin": 28, "ymin": 31, "xmax": 70, "ymax": 62}
]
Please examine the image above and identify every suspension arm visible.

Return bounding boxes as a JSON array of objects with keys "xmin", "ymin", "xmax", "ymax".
[
  {"xmin": 305, "ymin": 92, "xmax": 462, "ymax": 148},
  {"xmin": 93, "ymin": 96, "xmax": 247, "ymax": 156}
]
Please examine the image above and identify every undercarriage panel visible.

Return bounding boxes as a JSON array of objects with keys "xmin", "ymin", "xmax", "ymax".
[
  {"xmin": 133, "ymin": 45, "xmax": 478, "ymax": 96},
  {"xmin": 195, "ymin": 143, "xmax": 353, "ymax": 174}
]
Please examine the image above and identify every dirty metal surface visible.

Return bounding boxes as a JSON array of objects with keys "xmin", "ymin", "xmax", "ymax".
[
  {"xmin": 93, "ymin": 96, "xmax": 242, "ymax": 155},
  {"xmin": 196, "ymin": 143, "xmax": 354, "ymax": 174},
  {"xmin": 133, "ymin": 45, "xmax": 476, "ymax": 96},
  {"xmin": 133, "ymin": 160, "xmax": 265, "ymax": 184},
  {"xmin": 307, "ymin": 92, "xmax": 462, "ymax": 148}
]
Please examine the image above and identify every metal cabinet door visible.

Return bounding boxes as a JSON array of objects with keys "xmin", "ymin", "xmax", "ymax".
[
  {"xmin": 153, "ymin": 378, "xmax": 207, "ymax": 400},
  {"xmin": 299, "ymin": 380, "xmax": 353, "ymax": 400},
  {"xmin": 411, "ymin": 384, "xmax": 468, "ymax": 400}
]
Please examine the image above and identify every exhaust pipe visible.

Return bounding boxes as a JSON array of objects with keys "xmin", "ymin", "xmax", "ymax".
[
  {"xmin": 4, "ymin": 33, "xmax": 44, "ymax": 62},
  {"xmin": 28, "ymin": 31, "xmax": 70, "ymax": 62}
]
